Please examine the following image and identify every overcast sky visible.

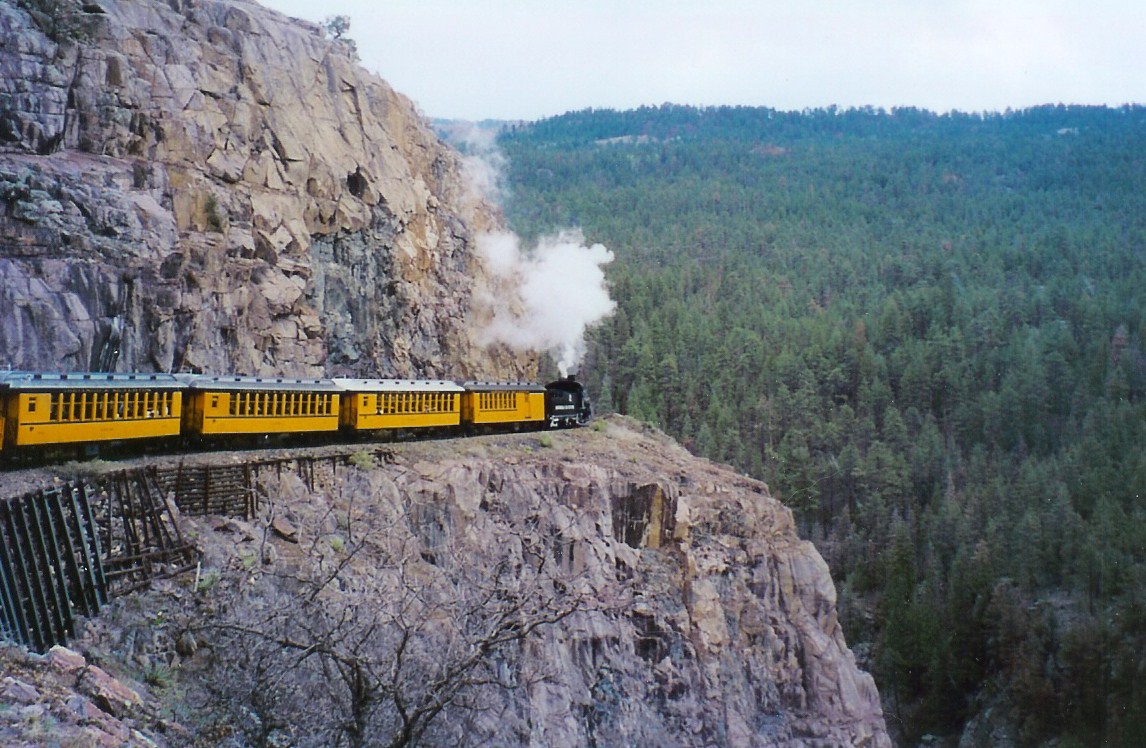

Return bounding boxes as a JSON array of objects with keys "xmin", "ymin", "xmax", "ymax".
[{"xmin": 259, "ymin": 0, "xmax": 1144, "ymax": 121}]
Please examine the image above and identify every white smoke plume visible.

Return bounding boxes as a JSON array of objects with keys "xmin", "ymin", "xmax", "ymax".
[
  {"xmin": 451, "ymin": 125, "xmax": 616, "ymax": 375},
  {"xmin": 476, "ymin": 228, "xmax": 615, "ymax": 376},
  {"xmin": 459, "ymin": 128, "xmax": 506, "ymax": 206}
]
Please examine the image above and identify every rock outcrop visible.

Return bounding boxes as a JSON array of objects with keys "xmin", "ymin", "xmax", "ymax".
[
  {"xmin": 4, "ymin": 418, "xmax": 890, "ymax": 747},
  {"xmin": 0, "ymin": 0, "xmax": 525, "ymax": 378}
]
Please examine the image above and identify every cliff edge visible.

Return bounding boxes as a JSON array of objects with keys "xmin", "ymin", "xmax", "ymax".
[{"xmin": 1, "ymin": 419, "xmax": 890, "ymax": 746}]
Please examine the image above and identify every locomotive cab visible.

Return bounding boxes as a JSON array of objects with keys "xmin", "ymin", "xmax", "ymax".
[{"xmin": 544, "ymin": 376, "xmax": 592, "ymax": 428}]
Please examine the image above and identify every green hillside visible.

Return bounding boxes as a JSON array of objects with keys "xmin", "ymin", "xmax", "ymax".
[{"xmin": 499, "ymin": 104, "xmax": 1146, "ymax": 744}]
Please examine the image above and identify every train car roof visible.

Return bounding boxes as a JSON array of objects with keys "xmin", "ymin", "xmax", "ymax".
[
  {"xmin": 332, "ymin": 378, "xmax": 465, "ymax": 393},
  {"xmin": 176, "ymin": 374, "xmax": 339, "ymax": 392},
  {"xmin": 0, "ymin": 371, "xmax": 185, "ymax": 390},
  {"xmin": 460, "ymin": 381, "xmax": 546, "ymax": 393},
  {"xmin": 545, "ymin": 377, "xmax": 586, "ymax": 393}
]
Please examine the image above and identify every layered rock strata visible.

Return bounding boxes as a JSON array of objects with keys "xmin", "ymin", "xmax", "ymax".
[
  {"xmin": 30, "ymin": 419, "xmax": 890, "ymax": 747},
  {"xmin": 0, "ymin": 0, "xmax": 523, "ymax": 377}
]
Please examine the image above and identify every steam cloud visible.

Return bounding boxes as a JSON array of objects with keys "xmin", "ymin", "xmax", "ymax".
[
  {"xmin": 456, "ymin": 126, "xmax": 616, "ymax": 375},
  {"xmin": 476, "ymin": 229, "xmax": 615, "ymax": 376}
]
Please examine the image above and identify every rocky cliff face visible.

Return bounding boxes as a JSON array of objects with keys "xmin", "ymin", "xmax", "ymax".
[
  {"xmin": 0, "ymin": 0, "xmax": 525, "ymax": 378},
  {"xmin": 0, "ymin": 419, "xmax": 890, "ymax": 747}
]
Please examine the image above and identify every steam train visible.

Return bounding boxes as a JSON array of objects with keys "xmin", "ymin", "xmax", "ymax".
[{"xmin": 0, "ymin": 371, "xmax": 592, "ymax": 461}]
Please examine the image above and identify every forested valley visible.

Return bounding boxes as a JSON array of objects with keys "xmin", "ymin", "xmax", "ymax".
[{"xmin": 495, "ymin": 104, "xmax": 1146, "ymax": 745}]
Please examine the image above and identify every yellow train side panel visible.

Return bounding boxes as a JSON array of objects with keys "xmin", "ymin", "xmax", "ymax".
[
  {"xmin": 349, "ymin": 411, "xmax": 462, "ymax": 430},
  {"xmin": 340, "ymin": 392, "xmax": 462, "ymax": 431},
  {"xmin": 464, "ymin": 391, "xmax": 546, "ymax": 425},
  {"xmin": 188, "ymin": 391, "xmax": 340, "ymax": 436},
  {"xmin": 195, "ymin": 414, "xmax": 340, "ymax": 435},
  {"xmin": 7, "ymin": 392, "xmax": 183, "ymax": 446}
]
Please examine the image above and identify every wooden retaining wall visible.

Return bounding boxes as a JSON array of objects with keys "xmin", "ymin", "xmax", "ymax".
[
  {"xmin": 0, "ymin": 451, "xmax": 375, "ymax": 652},
  {"xmin": 0, "ymin": 483, "xmax": 107, "ymax": 652}
]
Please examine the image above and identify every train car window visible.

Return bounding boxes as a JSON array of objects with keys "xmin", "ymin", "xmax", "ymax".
[{"xmin": 27, "ymin": 397, "xmax": 37, "ymax": 414}]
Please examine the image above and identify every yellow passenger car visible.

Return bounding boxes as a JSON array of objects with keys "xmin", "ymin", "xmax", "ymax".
[
  {"xmin": 333, "ymin": 378, "xmax": 465, "ymax": 432},
  {"xmin": 180, "ymin": 375, "xmax": 340, "ymax": 437},
  {"xmin": 0, "ymin": 378, "xmax": 9, "ymax": 453},
  {"xmin": 0, "ymin": 372, "xmax": 184, "ymax": 449},
  {"xmin": 460, "ymin": 381, "xmax": 547, "ymax": 427}
]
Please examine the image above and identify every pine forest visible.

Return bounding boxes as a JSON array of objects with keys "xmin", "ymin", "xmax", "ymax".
[{"xmin": 497, "ymin": 104, "xmax": 1146, "ymax": 745}]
